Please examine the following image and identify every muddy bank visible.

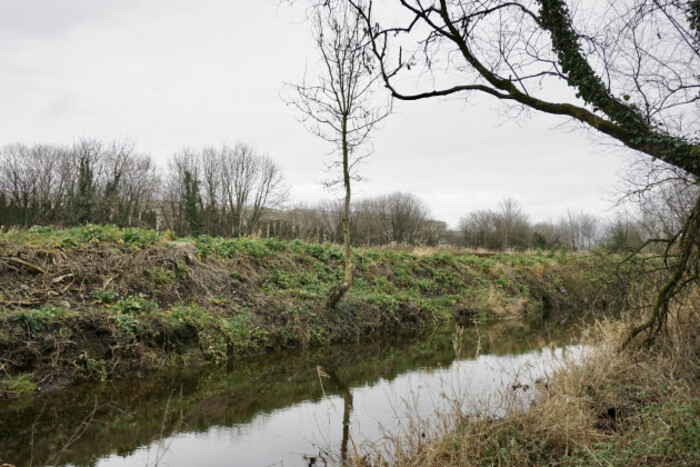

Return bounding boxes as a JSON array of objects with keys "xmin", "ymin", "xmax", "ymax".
[{"xmin": 0, "ymin": 225, "xmax": 628, "ymax": 397}]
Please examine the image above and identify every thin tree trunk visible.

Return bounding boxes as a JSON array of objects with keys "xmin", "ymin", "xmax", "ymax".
[
  {"xmin": 623, "ymin": 192, "xmax": 700, "ymax": 348},
  {"xmin": 325, "ymin": 117, "xmax": 353, "ymax": 309}
]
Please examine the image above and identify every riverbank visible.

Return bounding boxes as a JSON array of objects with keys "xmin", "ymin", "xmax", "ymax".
[
  {"xmin": 358, "ymin": 309, "xmax": 699, "ymax": 465},
  {"xmin": 0, "ymin": 225, "xmax": 626, "ymax": 397}
]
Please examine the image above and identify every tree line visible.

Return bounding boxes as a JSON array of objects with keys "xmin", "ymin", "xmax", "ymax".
[
  {"xmin": 0, "ymin": 140, "xmax": 159, "ymax": 228},
  {"xmin": 2, "ymin": 139, "xmax": 691, "ymax": 252},
  {"xmin": 0, "ymin": 139, "xmax": 442, "ymax": 245},
  {"xmin": 457, "ymin": 185, "xmax": 698, "ymax": 253}
]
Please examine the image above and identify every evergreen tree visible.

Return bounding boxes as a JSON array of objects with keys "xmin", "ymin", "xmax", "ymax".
[
  {"xmin": 183, "ymin": 170, "xmax": 203, "ymax": 236},
  {"xmin": 74, "ymin": 154, "xmax": 94, "ymax": 224}
]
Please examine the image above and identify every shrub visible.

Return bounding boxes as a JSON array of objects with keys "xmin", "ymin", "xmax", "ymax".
[
  {"xmin": 92, "ymin": 289, "xmax": 119, "ymax": 304},
  {"xmin": 113, "ymin": 294, "xmax": 157, "ymax": 315}
]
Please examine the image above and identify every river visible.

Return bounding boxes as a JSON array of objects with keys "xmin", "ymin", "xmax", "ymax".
[{"xmin": 0, "ymin": 320, "xmax": 585, "ymax": 466}]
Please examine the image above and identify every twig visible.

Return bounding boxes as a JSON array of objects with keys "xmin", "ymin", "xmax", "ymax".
[
  {"xmin": 45, "ymin": 399, "xmax": 109, "ymax": 466},
  {"xmin": 51, "ymin": 273, "xmax": 74, "ymax": 284},
  {"xmin": 0, "ymin": 298, "xmax": 42, "ymax": 306},
  {"xmin": 0, "ymin": 257, "xmax": 45, "ymax": 274}
]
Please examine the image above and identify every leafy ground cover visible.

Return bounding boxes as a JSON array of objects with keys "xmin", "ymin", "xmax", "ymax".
[{"xmin": 0, "ymin": 225, "xmax": 628, "ymax": 397}]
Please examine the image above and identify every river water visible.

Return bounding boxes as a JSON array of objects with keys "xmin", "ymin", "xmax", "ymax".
[{"xmin": 0, "ymin": 321, "xmax": 585, "ymax": 466}]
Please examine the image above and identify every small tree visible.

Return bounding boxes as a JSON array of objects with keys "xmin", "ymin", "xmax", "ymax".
[{"xmin": 289, "ymin": 1, "xmax": 390, "ymax": 309}]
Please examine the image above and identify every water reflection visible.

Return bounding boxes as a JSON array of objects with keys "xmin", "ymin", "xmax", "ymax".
[
  {"xmin": 313, "ymin": 365, "xmax": 353, "ymax": 464},
  {"xmin": 0, "ymin": 321, "xmax": 582, "ymax": 466}
]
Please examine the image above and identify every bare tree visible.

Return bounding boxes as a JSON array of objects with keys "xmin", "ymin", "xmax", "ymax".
[
  {"xmin": 200, "ymin": 146, "xmax": 225, "ymax": 235},
  {"xmin": 497, "ymin": 198, "xmax": 530, "ymax": 250},
  {"xmin": 162, "ymin": 148, "xmax": 201, "ymax": 235},
  {"xmin": 162, "ymin": 144, "xmax": 287, "ymax": 237},
  {"xmin": 218, "ymin": 143, "xmax": 288, "ymax": 237},
  {"xmin": 288, "ymin": 2, "xmax": 390, "ymax": 309},
  {"xmin": 459, "ymin": 198, "xmax": 529, "ymax": 250},
  {"xmin": 459, "ymin": 209, "xmax": 498, "ymax": 249},
  {"xmin": 220, "ymin": 143, "xmax": 260, "ymax": 236},
  {"xmin": 0, "ymin": 139, "xmax": 159, "ymax": 229},
  {"xmin": 247, "ymin": 153, "xmax": 288, "ymax": 235},
  {"xmin": 375, "ymin": 191, "xmax": 431, "ymax": 244},
  {"xmin": 317, "ymin": 198, "xmax": 345, "ymax": 242},
  {"xmin": 90, "ymin": 140, "xmax": 158, "ymax": 227},
  {"xmin": 604, "ymin": 213, "xmax": 644, "ymax": 252},
  {"xmin": 348, "ymin": 0, "xmax": 700, "ymax": 344},
  {"xmin": 353, "ymin": 198, "xmax": 381, "ymax": 244},
  {"xmin": 619, "ymin": 158, "xmax": 700, "ymax": 240},
  {"xmin": 558, "ymin": 210, "xmax": 601, "ymax": 251},
  {"xmin": 0, "ymin": 144, "xmax": 54, "ymax": 226}
]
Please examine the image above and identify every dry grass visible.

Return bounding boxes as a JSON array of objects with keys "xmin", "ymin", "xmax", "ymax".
[
  {"xmin": 350, "ymin": 305, "xmax": 700, "ymax": 466},
  {"xmin": 378, "ymin": 243, "xmax": 500, "ymax": 258}
]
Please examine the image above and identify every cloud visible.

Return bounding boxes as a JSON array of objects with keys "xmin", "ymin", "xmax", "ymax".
[{"xmin": 0, "ymin": 0, "xmax": 631, "ymax": 229}]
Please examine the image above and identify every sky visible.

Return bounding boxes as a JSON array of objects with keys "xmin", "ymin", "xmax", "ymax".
[{"xmin": 0, "ymin": 0, "xmax": 634, "ymax": 228}]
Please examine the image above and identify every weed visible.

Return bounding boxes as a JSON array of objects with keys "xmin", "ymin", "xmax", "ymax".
[
  {"xmin": 147, "ymin": 267, "xmax": 176, "ymax": 285},
  {"xmin": 92, "ymin": 289, "xmax": 119, "ymax": 304},
  {"xmin": 115, "ymin": 314, "xmax": 140, "ymax": 336},
  {"xmin": 120, "ymin": 227, "xmax": 161, "ymax": 248},
  {"xmin": 113, "ymin": 294, "xmax": 157, "ymax": 315},
  {"xmin": 163, "ymin": 305, "xmax": 208, "ymax": 327},
  {"xmin": 175, "ymin": 263, "xmax": 191, "ymax": 278},
  {"xmin": 219, "ymin": 313, "xmax": 269, "ymax": 354},
  {"xmin": 305, "ymin": 242, "xmax": 343, "ymax": 262},
  {"xmin": 0, "ymin": 373, "xmax": 36, "ymax": 397},
  {"xmin": 75, "ymin": 352, "xmax": 109, "ymax": 381},
  {"xmin": 418, "ymin": 278, "xmax": 439, "ymax": 294},
  {"xmin": 9, "ymin": 306, "xmax": 70, "ymax": 335},
  {"xmin": 583, "ymin": 399, "xmax": 700, "ymax": 465},
  {"xmin": 198, "ymin": 331, "xmax": 228, "ymax": 362}
]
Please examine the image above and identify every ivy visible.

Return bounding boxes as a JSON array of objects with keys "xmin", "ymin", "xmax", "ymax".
[{"xmin": 536, "ymin": 0, "xmax": 700, "ymax": 177}]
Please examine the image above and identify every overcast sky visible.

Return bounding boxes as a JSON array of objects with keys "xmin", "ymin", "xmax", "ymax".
[{"xmin": 0, "ymin": 0, "xmax": 633, "ymax": 228}]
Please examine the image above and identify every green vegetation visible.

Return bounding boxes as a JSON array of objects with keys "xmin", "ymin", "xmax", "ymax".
[
  {"xmin": 0, "ymin": 223, "xmax": 171, "ymax": 250},
  {"xmin": 0, "ymin": 373, "xmax": 36, "ymax": 398},
  {"xmin": 0, "ymin": 226, "xmax": 629, "ymax": 397},
  {"xmin": 1, "ymin": 226, "xmax": 691, "ymax": 464}
]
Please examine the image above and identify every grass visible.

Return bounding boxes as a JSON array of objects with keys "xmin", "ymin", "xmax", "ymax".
[
  {"xmin": 0, "ymin": 225, "xmax": 634, "ymax": 397},
  {"xmin": 350, "ymin": 304, "xmax": 700, "ymax": 466}
]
